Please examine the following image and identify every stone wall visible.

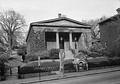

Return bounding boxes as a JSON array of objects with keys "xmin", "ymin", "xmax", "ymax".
[{"xmin": 27, "ymin": 27, "xmax": 46, "ymax": 55}]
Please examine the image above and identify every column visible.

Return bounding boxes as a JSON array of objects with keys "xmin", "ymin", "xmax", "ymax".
[
  {"xmin": 56, "ymin": 32, "xmax": 59, "ymax": 49},
  {"xmin": 69, "ymin": 32, "xmax": 73, "ymax": 49}
]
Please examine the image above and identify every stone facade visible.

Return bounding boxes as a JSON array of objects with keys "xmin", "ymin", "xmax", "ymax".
[
  {"xmin": 27, "ymin": 27, "xmax": 46, "ymax": 54},
  {"xmin": 26, "ymin": 16, "xmax": 91, "ymax": 57}
]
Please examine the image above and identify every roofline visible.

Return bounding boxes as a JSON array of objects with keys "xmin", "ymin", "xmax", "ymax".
[
  {"xmin": 26, "ymin": 24, "xmax": 32, "ymax": 42},
  {"xmin": 31, "ymin": 17, "xmax": 91, "ymax": 26},
  {"xmin": 31, "ymin": 24, "xmax": 91, "ymax": 28},
  {"xmin": 98, "ymin": 13, "xmax": 120, "ymax": 24}
]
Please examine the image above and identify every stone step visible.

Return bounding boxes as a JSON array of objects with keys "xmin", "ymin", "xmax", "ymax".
[{"xmin": 65, "ymin": 50, "xmax": 74, "ymax": 59}]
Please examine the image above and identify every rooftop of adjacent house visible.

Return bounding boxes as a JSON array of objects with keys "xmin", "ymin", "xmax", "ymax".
[{"xmin": 99, "ymin": 8, "xmax": 120, "ymax": 24}]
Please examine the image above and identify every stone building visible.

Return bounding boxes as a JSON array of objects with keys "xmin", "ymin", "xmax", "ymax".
[{"xmin": 26, "ymin": 14, "xmax": 91, "ymax": 59}]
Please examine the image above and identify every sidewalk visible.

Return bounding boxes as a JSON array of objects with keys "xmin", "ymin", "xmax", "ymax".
[{"xmin": 1, "ymin": 66, "xmax": 120, "ymax": 84}]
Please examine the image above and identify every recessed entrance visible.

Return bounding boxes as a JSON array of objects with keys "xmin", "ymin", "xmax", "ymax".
[{"xmin": 59, "ymin": 32, "xmax": 69, "ymax": 50}]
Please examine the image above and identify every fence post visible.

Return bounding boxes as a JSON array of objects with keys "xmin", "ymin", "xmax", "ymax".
[
  {"xmin": 18, "ymin": 66, "xmax": 21, "ymax": 79},
  {"xmin": 38, "ymin": 56, "xmax": 41, "ymax": 80}
]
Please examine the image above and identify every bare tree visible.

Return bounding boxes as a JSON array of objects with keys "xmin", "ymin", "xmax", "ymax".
[
  {"xmin": 0, "ymin": 10, "xmax": 26, "ymax": 54},
  {"xmin": 82, "ymin": 16, "xmax": 108, "ymax": 39}
]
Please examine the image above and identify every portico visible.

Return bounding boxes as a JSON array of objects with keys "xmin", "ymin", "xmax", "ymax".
[
  {"xmin": 45, "ymin": 27, "xmax": 89, "ymax": 51},
  {"xmin": 56, "ymin": 32, "xmax": 73, "ymax": 49}
]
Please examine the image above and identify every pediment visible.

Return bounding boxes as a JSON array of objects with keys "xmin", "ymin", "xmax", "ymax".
[
  {"xmin": 32, "ymin": 17, "xmax": 90, "ymax": 27},
  {"xmin": 41, "ymin": 20, "xmax": 84, "ymax": 27}
]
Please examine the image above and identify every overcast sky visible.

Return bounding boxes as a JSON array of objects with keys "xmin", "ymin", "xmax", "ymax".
[{"xmin": 1, "ymin": 0, "xmax": 120, "ymax": 30}]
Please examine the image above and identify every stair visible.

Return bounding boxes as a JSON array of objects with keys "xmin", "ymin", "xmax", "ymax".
[{"xmin": 65, "ymin": 50, "xmax": 74, "ymax": 59}]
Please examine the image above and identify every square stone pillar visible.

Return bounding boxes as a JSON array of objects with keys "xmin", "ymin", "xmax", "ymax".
[{"xmin": 56, "ymin": 32, "xmax": 59, "ymax": 49}]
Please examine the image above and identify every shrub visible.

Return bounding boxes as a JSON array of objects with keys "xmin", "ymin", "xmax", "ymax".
[
  {"xmin": 88, "ymin": 57, "xmax": 120, "ymax": 69},
  {"xmin": 49, "ymin": 48, "xmax": 59, "ymax": 59},
  {"xmin": 25, "ymin": 54, "xmax": 50, "ymax": 61},
  {"xmin": 17, "ymin": 45, "xmax": 27, "ymax": 56},
  {"xmin": 19, "ymin": 57, "xmax": 120, "ymax": 79},
  {"xmin": 26, "ymin": 49, "xmax": 60, "ymax": 61},
  {"xmin": 25, "ymin": 54, "xmax": 38, "ymax": 61},
  {"xmin": 19, "ymin": 59, "xmax": 75, "ymax": 75},
  {"xmin": 108, "ymin": 57, "xmax": 120, "ymax": 66},
  {"xmin": 64, "ymin": 59, "xmax": 75, "ymax": 72},
  {"xmin": 25, "ymin": 51, "xmax": 50, "ymax": 61},
  {"xmin": 20, "ymin": 61, "xmax": 60, "ymax": 74}
]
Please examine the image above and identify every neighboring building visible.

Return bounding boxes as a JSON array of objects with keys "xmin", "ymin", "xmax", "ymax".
[
  {"xmin": 26, "ymin": 14, "xmax": 91, "ymax": 59},
  {"xmin": 99, "ymin": 8, "xmax": 120, "ymax": 53}
]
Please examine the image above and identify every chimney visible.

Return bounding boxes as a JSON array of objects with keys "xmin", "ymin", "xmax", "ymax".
[
  {"xmin": 116, "ymin": 8, "xmax": 120, "ymax": 14},
  {"xmin": 58, "ymin": 13, "xmax": 62, "ymax": 18}
]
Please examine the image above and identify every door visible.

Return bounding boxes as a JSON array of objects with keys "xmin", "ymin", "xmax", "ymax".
[
  {"xmin": 59, "ymin": 37, "xmax": 64, "ymax": 49},
  {"xmin": 64, "ymin": 42, "xmax": 69, "ymax": 50}
]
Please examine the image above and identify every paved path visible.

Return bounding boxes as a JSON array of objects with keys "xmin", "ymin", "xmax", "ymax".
[{"xmin": 1, "ymin": 66, "xmax": 120, "ymax": 84}]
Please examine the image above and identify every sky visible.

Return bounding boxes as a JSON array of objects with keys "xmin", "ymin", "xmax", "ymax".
[{"xmin": 1, "ymin": 0, "xmax": 120, "ymax": 31}]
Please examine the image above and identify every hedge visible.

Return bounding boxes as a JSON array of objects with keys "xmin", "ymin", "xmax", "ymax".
[
  {"xmin": 19, "ymin": 57, "xmax": 120, "ymax": 78},
  {"xmin": 25, "ymin": 48, "xmax": 60, "ymax": 61}
]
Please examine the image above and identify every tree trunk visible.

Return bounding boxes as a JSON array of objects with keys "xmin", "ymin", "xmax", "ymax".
[{"xmin": 8, "ymin": 36, "xmax": 13, "ymax": 55}]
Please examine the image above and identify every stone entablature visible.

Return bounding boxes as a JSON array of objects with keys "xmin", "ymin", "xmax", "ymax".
[{"xmin": 33, "ymin": 26, "xmax": 91, "ymax": 33}]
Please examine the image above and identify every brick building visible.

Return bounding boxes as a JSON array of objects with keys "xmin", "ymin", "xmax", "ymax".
[{"xmin": 99, "ymin": 8, "xmax": 120, "ymax": 53}]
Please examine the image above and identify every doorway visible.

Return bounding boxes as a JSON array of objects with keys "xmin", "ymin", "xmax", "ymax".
[{"xmin": 59, "ymin": 32, "xmax": 69, "ymax": 50}]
